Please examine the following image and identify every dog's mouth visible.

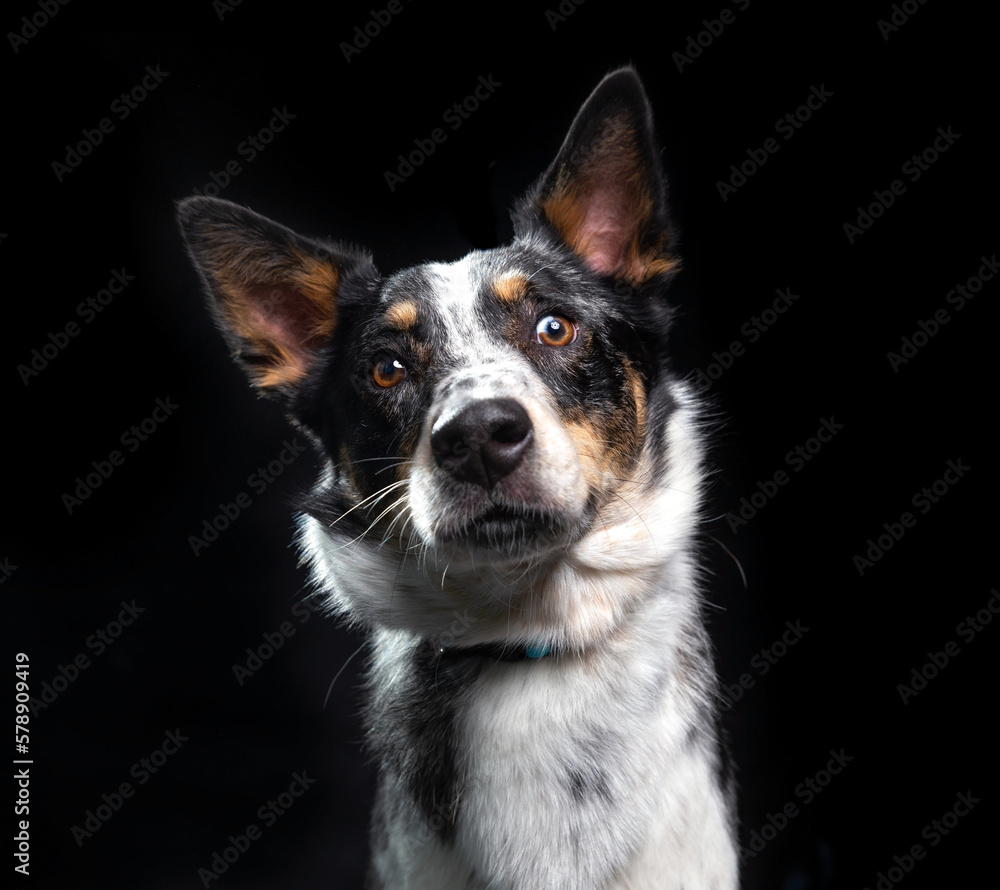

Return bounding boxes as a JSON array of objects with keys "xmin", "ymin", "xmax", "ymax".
[{"xmin": 437, "ymin": 502, "xmax": 575, "ymax": 555}]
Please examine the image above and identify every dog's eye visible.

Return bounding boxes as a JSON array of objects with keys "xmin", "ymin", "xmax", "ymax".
[
  {"xmin": 535, "ymin": 315, "xmax": 577, "ymax": 348},
  {"xmin": 372, "ymin": 355, "xmax": 407, "ymax": 388}
]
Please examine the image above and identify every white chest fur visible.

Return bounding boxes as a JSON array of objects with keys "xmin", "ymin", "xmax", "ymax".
[{"xmin": 369, "ymin": 581, "xmax": 738, "ymax": 890}]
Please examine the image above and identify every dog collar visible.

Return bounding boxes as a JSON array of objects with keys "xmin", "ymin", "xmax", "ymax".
[{"xmin": 434, "ymin": 640, "xmax": 553, "ymax": 662}]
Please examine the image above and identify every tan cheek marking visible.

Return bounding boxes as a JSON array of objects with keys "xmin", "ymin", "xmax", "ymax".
[
  {"xmin": 562, "ymin": 369, "xmax": 645, "ymax": 492},
  {"xmin": 384, "ymin": 299, "xmax": 419, "ymax": 331},
  {"xmin": 624, "ymin": 359, "xmax": 647, "ymax": 441},
  {"xmin": 564, "ymin": 417, "xmax": 618, "ymax": 491}
]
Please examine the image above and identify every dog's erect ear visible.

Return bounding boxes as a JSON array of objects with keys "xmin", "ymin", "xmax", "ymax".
[
  {"xmin": 177, "ymin": 196, "xmax": 371, "ymax": 395},
  {"xmin": 516, "ymin": 66, "xmax": 677, "ymax": 286}
]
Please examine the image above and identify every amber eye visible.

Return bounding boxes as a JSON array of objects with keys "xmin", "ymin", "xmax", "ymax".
[
  {"xmin": 372, "ymin": 355, "xmax": 407, "ymax": 388},
  {"xmin": 535, "ymin": 314, "xmax": 577, "ymax": 348}
]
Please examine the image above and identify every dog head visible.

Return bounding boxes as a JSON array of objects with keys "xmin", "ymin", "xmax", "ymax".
[{"xmin": 178, "ymin": 67, "xmax": 703, "ymax": 653}]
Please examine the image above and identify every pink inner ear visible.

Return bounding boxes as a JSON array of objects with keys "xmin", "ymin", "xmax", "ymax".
[
  {"xmin": 577, "ymin": 185, "xmax": 631, "ymax": 276},
  {"xmin": 241, "ymin": 283, "xmax": 330, "ymax": 384},
  {"xmin": 253, "ymin": 301, "xmax": 309, "ymax": 368}
]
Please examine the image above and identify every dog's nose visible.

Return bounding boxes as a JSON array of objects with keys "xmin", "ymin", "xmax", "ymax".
[{"xmin": 431, "ymin": 398, "xmax": 533, "ymax": 489}]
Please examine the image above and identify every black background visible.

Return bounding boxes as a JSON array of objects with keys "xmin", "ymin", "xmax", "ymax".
[{"xmin": 5, "ymin": 3, "xmax": 995, "ymax": 888}]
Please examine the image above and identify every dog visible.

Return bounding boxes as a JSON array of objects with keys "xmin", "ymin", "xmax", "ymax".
[{"xmin": 178, "ymin": 65, "xmax": 738, "ymax": 890}]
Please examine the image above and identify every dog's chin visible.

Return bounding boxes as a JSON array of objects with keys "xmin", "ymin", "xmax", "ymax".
[{"xmin": 431, "ymin": 503, "xmax": 583, "ymax": 563}]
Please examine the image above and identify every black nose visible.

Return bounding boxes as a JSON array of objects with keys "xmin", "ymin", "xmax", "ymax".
[{"xmin": 431, "ymin": 398, "xmax": 533, "ymax": 489}]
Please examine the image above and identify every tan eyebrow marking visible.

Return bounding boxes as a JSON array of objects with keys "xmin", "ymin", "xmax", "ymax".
[
  {"xmin": 383, "ymin": 299, "xmax": 418, "ymax": 330},
  {"xmin": 493, "ymin": 272, "xmax": 530, "ymax": 304}
]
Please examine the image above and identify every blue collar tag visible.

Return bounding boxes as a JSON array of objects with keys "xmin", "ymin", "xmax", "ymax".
[{"xmin": 525, "ymin": 641, "xmax": 552, "ymax": 659}]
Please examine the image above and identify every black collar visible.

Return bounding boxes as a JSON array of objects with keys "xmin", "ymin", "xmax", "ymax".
[{"xmin": 432, "ymin": 640, "xmax": 553, "ymax": 663}]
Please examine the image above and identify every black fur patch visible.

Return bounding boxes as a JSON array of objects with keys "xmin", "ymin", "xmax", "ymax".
[
  {"xmin": 562, "ymin": 724, "xmax": 620, "ymax": 806},
  {"xmin": 366, "ymin": 641, "xmax": 487, "ymax": 846},
  {"xmin": 565, "ymin": 765, "xmax": 613, "ymax": 805}
]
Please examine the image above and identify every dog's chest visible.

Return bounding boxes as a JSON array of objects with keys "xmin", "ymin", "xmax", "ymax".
[
  {"xmin": 368, "ymin": 605, "xmax": 733, "ymax": 890},
  {"xmin": 454, "ymin": 654, "xmax": 666, "ymax": 887}
]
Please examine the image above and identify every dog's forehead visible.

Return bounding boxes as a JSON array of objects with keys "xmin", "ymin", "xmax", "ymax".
[
  {"xmin": 375, "ymin": 250, "xmax": 533, "ymax": 359},
  {"xmin": 378, "ymin": 252, "xmax": 492, "ymax": 314}
]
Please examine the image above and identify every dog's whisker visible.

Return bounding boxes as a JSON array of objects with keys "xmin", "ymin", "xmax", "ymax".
[
  {"xmin": 338, "ymin": 495, "xmax": 410, "ymax": 550},
  {"xmin": 322, "ymin": 642, "xmax": 366, "ymax": 710},
  {"xmin": 326, "ymin": 479, "xmax": 409, "ymax": 529},
  {"xmin": 382, "ymin": 501, "xmax": 414, "ymax": 542},
  {"xmin": 526, "ymin": 263, "xmax": 557, "ymax": 282},
  {"xmin": 346, "ymin": 454, "xmax": 407, "ymax": 467}
]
